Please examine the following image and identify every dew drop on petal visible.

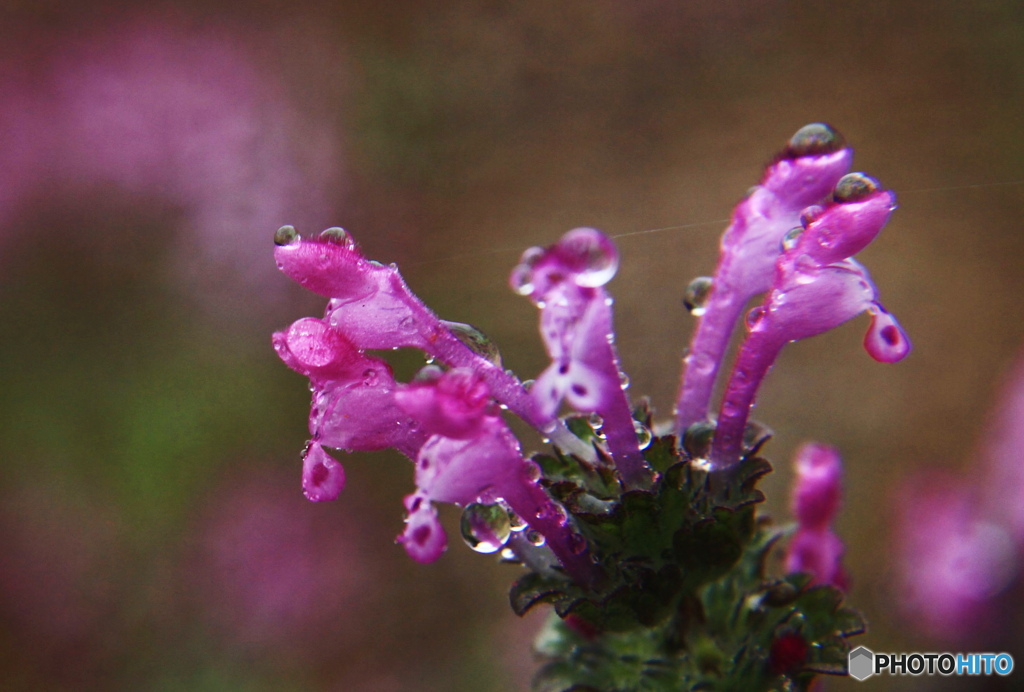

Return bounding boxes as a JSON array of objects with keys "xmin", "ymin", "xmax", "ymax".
[
  {"xmin": 745, "ymin": 305, "xmax": 766, "ymax": 331},
  {"xmin": 633, "ymin": 420, "xmax": 653, "ymax": 450},
  {"xmin": 505, "ymin": 505, "xmax": 528, "ymax": 532},
  {"xmin": 781, "ymin": 227, "xmax": 804, "ymax": 253},
  {"xmin": 799, "ymin": 206, "xmax": 824, "ymax": 228},
  {"xmin": 318, "ymin": 226, "xmax": 354, "ymax": 248},
  {"xmin": 833, "ymin": 172, "xmax": 880, "ymax": 203},
  {"xmin": 525, "ymin": 528, "xmax": 546, "ymax": 546},
  {"xmin": 786, "ymin": 123, "xmax": 845, "ymax": 158},
  {"xmin": 460, "ymin": 502, "xmax": 512, "ymax": 553},
  {"xmin": 560, "ymin": 227, "xmax": 619, "ymax": 287},
  {"xmin": 443, "ymin": 320, "xmax": 503, "ymax": 367},
  {"xmin": 274, "ymin": 224, "xmax": 299, "ymax": 246},
  {"xmin": 509, "ymin": 264, "xmax": 535, "ymax": 295},
  {"xmin": 519, "ymin": 246, "xmax": 545, "ymax": 267},
  {"xmin": 683, "ymin": 276, "xmax": 714, "ymax": 316}
]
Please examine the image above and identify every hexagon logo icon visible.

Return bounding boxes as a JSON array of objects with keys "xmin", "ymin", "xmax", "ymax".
[{"xmin": 849, "ymin": 646, "xmax": 874, "ymax": 681}]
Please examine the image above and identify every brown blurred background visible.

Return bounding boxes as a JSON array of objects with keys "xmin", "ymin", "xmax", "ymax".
[{"xmin": 0, "ymin": 1, "xmax": 1021, "ymax": 690}]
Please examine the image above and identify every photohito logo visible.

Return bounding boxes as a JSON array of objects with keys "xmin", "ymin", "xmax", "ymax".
[{"xmin": 848, "ymin": 646, "xmax": 1014, "ymax": 681}]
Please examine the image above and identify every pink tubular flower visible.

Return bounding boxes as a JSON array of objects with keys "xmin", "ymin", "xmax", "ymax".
[
  {"xmin": 273, "ymin": 226, "xmax": 592, "ymax": 460},
  {"xmin": 273, "ymin": 312, "xmax": 426, "ymax": 500},
  {"xmin": 394, "ymin": 369, "xmax": 599, "ymax": 586},
  {"xmin": 675, "ymin": 124, "xmax": 852, "ymax": 435},
  {"xmin": 784, "ymin": 443, "xmax": 848, "ymax": 590},
  {"xmin": 898, "ymin": 477, "xmax": 1016, "ymax": 640},
  {"xmin": 510, "ymin": 227, "xmax": 650, "ymax": 489},
  {"xmin": 273, "ymin": 227, "xmax": 599, "ymax": 582},
  {"xmin": 898, "ymin": 352, "xmax": 1024, "ymax": 643},
  {"xmin": 710, "ymin": 173, "xmax": 910, "ymax": 468}
]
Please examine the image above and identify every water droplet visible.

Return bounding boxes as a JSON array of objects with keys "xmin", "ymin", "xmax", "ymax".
[
  {"xmin": 619, "ymin": 372, "xmax": 630, "ymax": 390},
  {"xmin": 509, "ymin": 264, "xmax": 535, "ymax": 295},
  {"xmin": 785, "ymin": 123, "xmax": 845, "ymax": 158},
  {"xmin": 568, "ymin": 533, "xmax": 588, "ymax": 555},
  {"xmin": 536, "ymin": 503, "xmax": 567, "ymax": 525},
  {"xmin": 633, "ymin": 420, "xmax": 653, "ymax": 450},
  {"xmin": 683, "ymin": 420, "xmax": 716, "ymax": 460},
  {"xmin": 833, "ymin": 172, "xmax": 880, "ymax": 203},
  {"xmin": 274, "ymin": 225, "xmax": 299, "ymax": 246},
  {"xmin": 525, "ymin": 529, "xmax": 546, "ymax": 546},
  {"xmin": 799, "ymin": 205, "xmax": 824, "ymax": 228},
  {"xmin": 519, "ymin": 246, "xmax": 545, "ymax": 267},
  {"xmin": 523, "ymin": 461, "xmax": 542, "ymax": 482},
  {"xmin": 522, "ymin": 379, "xmax": 535, "ymax": 392},
  {"xmin": 781, "ymin": 227, "xmax": 804, "ymax": 253},
  {"xmin": 745, "ymin": 305, "xmax": 766, "ymax": 330},
  {"xmin": 442, "ymin": 320, "xmax": 502, "ymax": 367},
  {"xmin": 505, "ymin": 505, "xmax": 528, "ymax": 532},
  {"xmin": 499, "ymin": 546, "xmax": 520, "ymax": 562},
  {"xmin": 413, "ymin": 364, "xmax": 445, "ymax": 381},
  {"xmin": 560, "ymin": 227, "xmax": 619, "ymax": 287},
  {"xmin": 318, "ymin": 226, "xmax": 353, "ymax": 247},
  {"xmin": 587, "ymin": 412, "xmax": 604, "ymax": 430},
  {"xmin": 460, "ymin": 502, "xmax": 512, "ymax": 553},
  {"xmin": 742, "ymin": 420, "xmax": 773, "ymax": 453},
  {"xmin": 683, "ymin": 276, "xmax": 714, "ymax": 316}
]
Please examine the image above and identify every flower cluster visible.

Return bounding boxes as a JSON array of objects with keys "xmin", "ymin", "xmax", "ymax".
[
  {"xmin": 784, "ymin": 443, "xmax": 848, "ymax": 590},
  {"xmin": 273, "ymin": 123, "xmax": 909, "ymax": 689},
  {"xmin": 898, "ymin": 353, "xmax": 1024, "ymax": 641}
]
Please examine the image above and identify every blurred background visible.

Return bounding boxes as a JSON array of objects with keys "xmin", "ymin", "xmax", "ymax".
[{"xmin": 0, "ymin": 1, "xmax": 1021, "ymax": 690}]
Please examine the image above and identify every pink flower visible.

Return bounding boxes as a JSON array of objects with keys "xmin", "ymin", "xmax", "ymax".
[
  {"xmin": 675, "ymin": 124, "xmax": 852, "ymax": 433},
  {"xmin": 710, "ymin": 173, "xmax": 910, "ymax": 467},
  {"xmin": 898, "ymin": 477, "xmax": 1016, "ymax": 639},
  {"xmin": 274, "ymin": 229, "xmax": 599, "ymax": 583},
  {"xmin": 394, "ymin": 369, "xmax": 599, "ymax": 585},
  {"xmin": 0, "ymin": 11, "xmax": 340, "ymax": 306},
  {"xmin": 510, "ymin": 227, "xmax": 650, "ymax": 488},
  {"xmin": 783, "ymin": 444, "xmax": 848, "ymax": 589}
]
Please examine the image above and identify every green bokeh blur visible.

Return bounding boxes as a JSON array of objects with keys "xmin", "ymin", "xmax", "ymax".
[{"xmin": 0, "ymin": 1, "xmax": 1021, "ymax": 690}]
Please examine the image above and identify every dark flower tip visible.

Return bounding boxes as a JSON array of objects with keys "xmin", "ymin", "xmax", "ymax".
[
  {"xmin": 833, "ymin": 172, "xmax": 881, "ymax": 203},
  {"xmin": 274, "ymin": 224, "xmax": 299, "ymax": 246},
  {"xmin": 784, "ymin": 123, "xmax": 845, "ymax": 159}
]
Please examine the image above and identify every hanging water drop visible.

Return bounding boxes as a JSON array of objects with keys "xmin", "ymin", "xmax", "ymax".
[
  {"xmin": 442, "ymin": 321, "xmax": 503, "ymax": 367},
  {"xmin": 619, "ymin": 371, "xmax": 630, "ymax": 390},
  {"xmin": 683, "ymin": 276, "xmax": 714, "ymax": 316},
  {"xmin": 460, "ymin": 502, "xmax": 512, "ymax": 554},
  {"xmin": 633, "ymin": 420, "xmax": 653, "ymax": 450},
  {"xmin": 525, "ymin": 529, "xmax": 546, "ymax": 546},
  {"xmin": 274, "ymin": 225, "xmax": 299, "ymax": 246}
]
